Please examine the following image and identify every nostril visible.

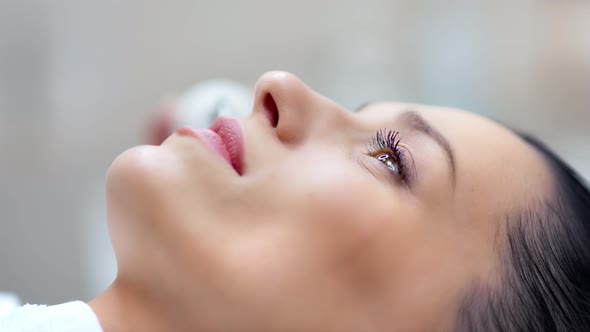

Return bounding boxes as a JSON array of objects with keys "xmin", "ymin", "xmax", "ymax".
[{"xmin": 263, "ymin": 93, "xmax": 279, "ymax": 128}]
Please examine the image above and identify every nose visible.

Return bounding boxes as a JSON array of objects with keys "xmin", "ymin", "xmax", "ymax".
[{"xmin": 252, "ymin": 71, "xmax": 351, "ymax": 144}]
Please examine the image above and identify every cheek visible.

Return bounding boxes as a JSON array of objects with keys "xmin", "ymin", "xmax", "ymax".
[
  {"xmin": 278, "ymin": 152, "xmax": 400, "ymax": 266},
  {"xmin": 220, "ymin": 159, "xmax": 407, "ymax": 316},
  {"xmin": 255, "ymin": 156, "xmax": 428, "ymax": 307}
]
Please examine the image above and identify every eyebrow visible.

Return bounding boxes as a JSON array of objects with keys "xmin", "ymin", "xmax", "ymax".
[
  {"xmin": 356, "ymin": 103, "xmax": 456, "ymax": 186},
  {"xmin": 353, "ymin": 101, "xmax": 375, "ymax": 112},
  {"xmin": 399, "ymin": 110, "xmax": 457, "ymax": 186}
]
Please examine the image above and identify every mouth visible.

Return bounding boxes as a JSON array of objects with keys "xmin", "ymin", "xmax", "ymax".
[{"xmin": 175, "ymin": 117, "xmax": 245, "ymax": 175}]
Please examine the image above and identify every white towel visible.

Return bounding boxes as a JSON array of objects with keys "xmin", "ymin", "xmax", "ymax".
[
  {"xmin": 0, "ymin": 300, "xmax": 102, "ymax": 332},
  {"xmin": 0, "ymin": 293, "xmax": 20, "ymax": 319}
]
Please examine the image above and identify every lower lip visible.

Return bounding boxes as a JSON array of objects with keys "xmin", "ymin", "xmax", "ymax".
[
  {"xmin": 175, "ymin": 117, "xmax": 244, "ymax": 175},
  {"xmin": 175, "ymin": 126, "xmax": 233, "ymax": 169}
]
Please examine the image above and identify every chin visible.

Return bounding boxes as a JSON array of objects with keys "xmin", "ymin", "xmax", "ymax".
[{"xmin": 106, "ymin": 145, "xmax": 181, "ymax": 210}]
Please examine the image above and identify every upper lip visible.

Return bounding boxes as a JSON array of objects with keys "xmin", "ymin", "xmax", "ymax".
[{"xmin": 209, "ymin": 117, "xmax": 245, "ymax": 175}]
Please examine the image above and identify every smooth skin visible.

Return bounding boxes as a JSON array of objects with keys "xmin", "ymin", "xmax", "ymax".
[{"xmin": 90, "ymin": 71, "xmax": 551, "ymax": 332}]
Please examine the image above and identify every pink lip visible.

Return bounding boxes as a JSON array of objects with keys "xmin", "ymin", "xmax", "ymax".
[{"xmin": 175, "ymin": 117, "xmax": 244, "ymax": 175}]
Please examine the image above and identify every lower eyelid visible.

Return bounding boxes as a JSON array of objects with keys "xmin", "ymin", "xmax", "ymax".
[
  {"xmin": 356, "ymin": 152, "xmax": 408, "ymax": 189},
  {"xmin": 356, "ymin": 153, "xmax": 391, "ymax": 180}
]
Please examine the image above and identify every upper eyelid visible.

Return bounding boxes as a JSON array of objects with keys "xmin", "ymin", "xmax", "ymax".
[
  {"xmin": 396, "ymin": 142, "xmax": 417, "ymax": 185},
  {"xmin": 397, "ymin": 111, "xmax": 455, "ymax": 188}
]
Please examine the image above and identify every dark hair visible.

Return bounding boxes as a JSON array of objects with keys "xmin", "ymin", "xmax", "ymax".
[{"xmin": 457, "ymin": 133, "xmax": 590, "ymax": 331}]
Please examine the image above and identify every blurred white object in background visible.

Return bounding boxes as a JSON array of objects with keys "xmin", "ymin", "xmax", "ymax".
[
  {"xmin": 148, "ymin": 80, "xmax": 253, "ymax": 145},
  {"xmin": 176, "ymin": 80, "xmax": 253, "ymax": 127}
]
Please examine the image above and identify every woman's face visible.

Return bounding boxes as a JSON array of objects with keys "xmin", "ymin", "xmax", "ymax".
[{"xmin": 107, "ymin": 72, "xmax": 551, "ymax": 331}]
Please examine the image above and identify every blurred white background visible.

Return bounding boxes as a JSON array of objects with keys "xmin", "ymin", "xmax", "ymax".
[{"xmin": 1, "ymin": 0, "xmax": 589, "ymax": 304}]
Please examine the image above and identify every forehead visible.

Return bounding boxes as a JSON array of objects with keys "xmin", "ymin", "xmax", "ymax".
[{"xmin": 360, "ymin": 102, "xmax": 552, "ymax": 218}]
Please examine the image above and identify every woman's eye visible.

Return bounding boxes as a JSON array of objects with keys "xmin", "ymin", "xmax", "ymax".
[
  {"xmin": 367, "ymin": 129, "xmax": 411, "ymax": 187},
  {"xmin": 376, "ymin": 153, "xmax": 401, "ymax": 176}
]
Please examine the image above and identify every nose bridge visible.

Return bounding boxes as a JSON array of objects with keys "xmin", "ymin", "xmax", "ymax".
[{"xmin": 253, "ymin": 71, "xmax": 351, "ymax": 144}]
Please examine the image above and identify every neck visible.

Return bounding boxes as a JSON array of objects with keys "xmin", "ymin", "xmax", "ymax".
[{"xmin": 89, "ymin": 280, "xmax": 182, "ymax": 332}]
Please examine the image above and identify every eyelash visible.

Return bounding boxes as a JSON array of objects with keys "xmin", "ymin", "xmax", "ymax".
[{"xmin": 367, "ymin": 129, "xmax": 409, "ymax": 184}]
